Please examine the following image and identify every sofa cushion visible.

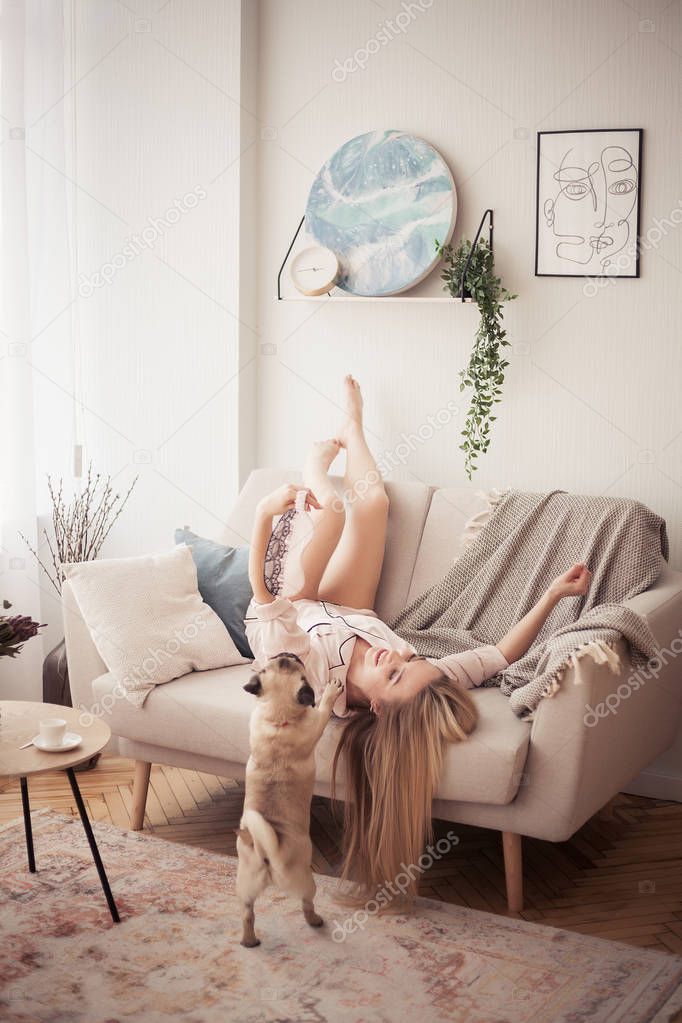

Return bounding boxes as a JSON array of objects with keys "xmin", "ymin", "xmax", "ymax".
[
  {"xmin": 92, "ymin": 667, "xmax": 530, "ymax": 805},
  {"xmin": 63, "ymin": 547, "xmax": 247, "ymax": 708},
  {"xmin": 378, "ymin": 479, "xmax": 434, "ymax": 622},
  {"xmin": 407, "ymin": 488, "xmax": 492, "ymax": 602},
  {"xmin": 175, "ymin": 529, "xmax": 253, "ymax": 658}
]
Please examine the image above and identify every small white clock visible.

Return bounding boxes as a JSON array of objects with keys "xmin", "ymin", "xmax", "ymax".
[{"xmin": 290, "ymin": 246, "xmax": 340, "ymax": 296}]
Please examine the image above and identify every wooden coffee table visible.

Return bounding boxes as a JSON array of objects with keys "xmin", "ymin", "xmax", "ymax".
[{"xmin": 0, "ymin": 700, "xmax": 120, "ymax": 923}]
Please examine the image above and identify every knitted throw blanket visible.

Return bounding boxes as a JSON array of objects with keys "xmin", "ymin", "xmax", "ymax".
[{"xmin": 390, "ymin": 490, "xmax": 668, "ymax": 719}]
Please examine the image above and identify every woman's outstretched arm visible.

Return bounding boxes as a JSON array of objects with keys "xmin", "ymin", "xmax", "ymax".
[{"xmin": 496, "ymin": 563, "xmax": 592, "ymax": 665}]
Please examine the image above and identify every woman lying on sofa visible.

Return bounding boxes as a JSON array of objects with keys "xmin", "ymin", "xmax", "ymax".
[{"xmin": 245, "ymin": 375, "xmax": 591, "ymax": 901}]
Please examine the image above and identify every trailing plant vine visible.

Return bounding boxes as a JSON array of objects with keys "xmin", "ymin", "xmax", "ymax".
[{"xmin": 436, "ymin": 237, "xmax": 516, "ymax": 479}]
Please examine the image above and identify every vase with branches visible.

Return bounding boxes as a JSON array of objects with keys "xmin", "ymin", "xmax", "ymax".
[
  {"xmin": 21, "ymin": 465, "xmax": 138, "ymax": 596},
  {"xmin": 20, "ymin": 465, "xmax": 137, "ymax": 718},
  {"xmin": 436, "ymin": 237, "xmax": 517, "ymax": 479}
]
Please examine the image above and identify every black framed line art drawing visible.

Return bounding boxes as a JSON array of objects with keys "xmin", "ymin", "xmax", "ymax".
[{"xmin": 535, "ymin": 128, "xmax": 643, "ymax": 278}]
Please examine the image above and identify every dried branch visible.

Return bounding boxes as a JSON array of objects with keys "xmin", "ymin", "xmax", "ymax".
[
  {"xmin": 18, "ymin": 531, "xmax": 62, "ymax": 596},
  {"xmin": 20, "ymin": 464, "xmax": 138, "ymax": 594}
]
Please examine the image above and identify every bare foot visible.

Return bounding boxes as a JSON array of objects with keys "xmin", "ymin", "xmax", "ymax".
[
  {"xmin": 337, "ymin": 375, "xmax": 363, "ymax": 448},
  {"xmin": 306, "ymin": 438, "xmax": 341, "ymax": 474}
]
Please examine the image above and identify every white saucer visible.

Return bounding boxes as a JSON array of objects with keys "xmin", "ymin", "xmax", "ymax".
[{"xmin": 32, "ymin": 732, "xmax": 82, "ymax": 753}]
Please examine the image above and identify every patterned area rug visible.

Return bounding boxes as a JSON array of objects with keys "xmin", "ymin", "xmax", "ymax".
[{"xmin": 2, "ymin": 809, "xmax": 682, "ymax": 1023}]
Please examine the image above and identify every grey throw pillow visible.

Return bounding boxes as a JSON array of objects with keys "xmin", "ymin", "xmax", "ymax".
[{"xmin": 174, "ymin": 529, "xmax": 253, "ymax": 658}]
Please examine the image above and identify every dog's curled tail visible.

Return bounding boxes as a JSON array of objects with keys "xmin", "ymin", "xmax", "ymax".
[{"xmin": 240, "ymin": 809, "xmax": 280, "ymax": 865}]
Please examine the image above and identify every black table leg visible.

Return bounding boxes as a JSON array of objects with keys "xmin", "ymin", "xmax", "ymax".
[
  {"xmin": 20, "ymin": 776, "xmax": 35, "ymax": 873},
  {"xmin": 65, "ymin": 767, "xmax": 120, "ymax": 923}
]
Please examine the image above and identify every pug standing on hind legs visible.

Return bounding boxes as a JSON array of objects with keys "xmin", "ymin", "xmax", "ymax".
[{"xmin": 236, "ymin": 653, "xmax": 344, "ymax": 948}]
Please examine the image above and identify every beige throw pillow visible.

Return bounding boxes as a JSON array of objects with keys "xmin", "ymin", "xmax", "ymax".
[{"xmin": 63, "ymin": 545, "xmax": 248, "ymax": 707}]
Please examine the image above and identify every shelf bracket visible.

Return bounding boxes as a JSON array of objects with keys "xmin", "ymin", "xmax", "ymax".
[
  {"xmin": 277, "ymin": 215, "xmax": 305, "ymax": 300},
  {"xmin": 459, "ymin": 208, "xmax": 494, "ymax": 300}
]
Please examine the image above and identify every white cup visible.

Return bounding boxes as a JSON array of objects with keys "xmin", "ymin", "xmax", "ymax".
[{"xmin": 39, "ymin": 718, "xmax": 67, "ymax": 748}]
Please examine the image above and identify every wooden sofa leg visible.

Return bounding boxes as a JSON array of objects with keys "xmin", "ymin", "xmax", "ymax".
[
  {"xmin": 131, "ymin": 761, "xmax": 151, "ymax": 831},
  {"xmin": 502, "ymin": 831, "xmax": 523, "ymax": 912}
]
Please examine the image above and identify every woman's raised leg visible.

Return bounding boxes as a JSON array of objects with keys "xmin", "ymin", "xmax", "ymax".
[
  {"xmin": 319, "ymin": 377, "xmax": 389, "ymax": 610},
  {"xmin": 287, "ymin": 439, "xmax": 346, "ymax": 600}
]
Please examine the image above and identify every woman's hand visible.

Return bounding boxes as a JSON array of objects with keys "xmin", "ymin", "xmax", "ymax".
[
  {"xmin": 256, "ymin": 484, "xmax": 321, "ymax": 519},
  {"xmin": 497, "ymin": 563, "xmax": 592, "ymax": 664},
  {"xmin": 548, "ymin": 563, "xmax": 592, "ymax": 601}
]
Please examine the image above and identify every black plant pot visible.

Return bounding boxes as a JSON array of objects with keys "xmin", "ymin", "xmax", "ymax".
[{"xmin": 43, "ymin": 638, "xmax": 100, "ymax": 772}]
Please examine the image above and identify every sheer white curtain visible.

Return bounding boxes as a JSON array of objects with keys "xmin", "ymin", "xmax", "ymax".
[
  {"xmin": 1, "ymin": 0, "xmax": 74, "ymax": 699},
  {"xmin": 1, "ymin": 0, "xmax": 246, "ymax": 699}
]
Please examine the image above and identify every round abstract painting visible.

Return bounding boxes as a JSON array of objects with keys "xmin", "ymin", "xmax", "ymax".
[{"xmin": 305, "ymin": 130, "xmax": 457, "ymax": 297}]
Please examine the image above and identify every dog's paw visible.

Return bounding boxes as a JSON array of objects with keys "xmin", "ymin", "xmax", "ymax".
[
  {"xmin": 324, "ymin": 678, "xmax": 345, "ymax": 701},
  {"xmin": 306, "ymin": 912, "xmax": 324, "ymax": 928},
  {"xmin": 319, "ymin": 678, "xmax": 344, "ymax": 716},
  {"xmin": 240, "ymin": 936, "xmax": 261, "ymax": 948}
]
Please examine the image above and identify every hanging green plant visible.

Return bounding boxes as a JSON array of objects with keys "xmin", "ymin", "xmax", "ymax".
[{"xmin": 436, "ymin": 237, "xmax": 517, "ymax": 479}]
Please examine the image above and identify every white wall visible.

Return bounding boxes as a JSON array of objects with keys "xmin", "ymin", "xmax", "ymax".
[{"xmin": 253, "ymin": 0, "xmax": 682, "ymax": 794}]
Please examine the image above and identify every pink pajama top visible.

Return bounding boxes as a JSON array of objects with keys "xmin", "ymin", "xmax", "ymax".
[{"xmin": 244, "ymin": 596, "xmax": 508, "ymax": 718}]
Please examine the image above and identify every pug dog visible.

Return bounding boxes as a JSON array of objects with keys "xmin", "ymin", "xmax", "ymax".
[{"xmin": 236, "ymin": 652, "xmax": 344, "ymax": 948}]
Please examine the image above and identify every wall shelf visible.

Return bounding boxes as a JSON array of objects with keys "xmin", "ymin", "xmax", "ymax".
[
  {"xmin": 277, "ymin": 209, "xmax": 493, "ymax": 303},
  {"xmin": 279, "ymin": 294, "xmax": 477, "ymax": 303}
]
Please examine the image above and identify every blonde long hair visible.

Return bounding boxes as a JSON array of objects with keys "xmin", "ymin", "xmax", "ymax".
[{"xmin": 331, "ymin": 676, "xmax": 478, "ymax": 904}]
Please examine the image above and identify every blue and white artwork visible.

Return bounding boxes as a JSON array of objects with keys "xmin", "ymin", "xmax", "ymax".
[{"xmin": 305, "ymin": 130, "xmax": 457, "ymax": 296}]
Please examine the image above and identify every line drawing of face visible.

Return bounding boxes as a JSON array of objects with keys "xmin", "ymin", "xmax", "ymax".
[{"xmin": 543, "ymin": 144, "xmax": 638, "ymax": 272}]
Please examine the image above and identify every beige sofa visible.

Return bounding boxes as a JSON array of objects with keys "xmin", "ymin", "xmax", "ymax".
[{"xmin": 62, "ymin": 469, "xmax": 682, "ymax": 911}]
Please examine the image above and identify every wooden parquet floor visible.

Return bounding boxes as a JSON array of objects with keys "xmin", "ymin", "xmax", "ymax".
[{"xmin": 3, "ymin": 754, "xmax": 682, "ymax": 956}]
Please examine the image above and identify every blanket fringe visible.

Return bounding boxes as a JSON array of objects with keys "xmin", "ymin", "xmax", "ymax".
[
  {"xmin": 543, "ymin": 639, "xmax": 622, "ymax": 701},
  {"xmin": 457, "ymin": 488, "xmax": 510, "ymax": 559},
  {"xmin": 513, "ymin": 639, "xmax": 623, "ymax": 721}
]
